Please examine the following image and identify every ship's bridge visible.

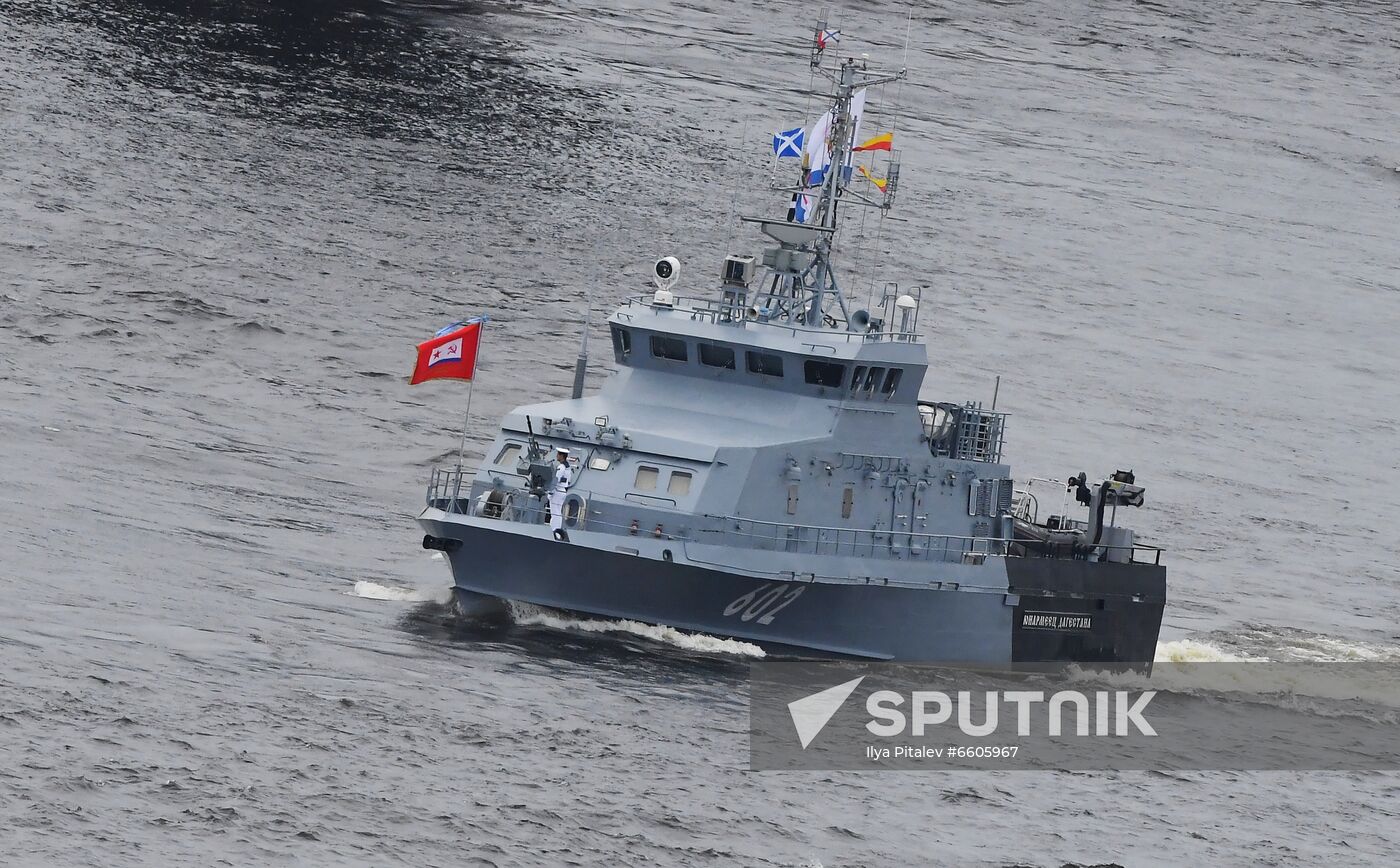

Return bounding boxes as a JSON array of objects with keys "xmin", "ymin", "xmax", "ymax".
[
  {"xmin": 471, "ymin": 290, "xmax": 940, "ymax": 528},
  {"xmin": 606, "ymin": 291, "xmax": 929, "ymax": 405}
]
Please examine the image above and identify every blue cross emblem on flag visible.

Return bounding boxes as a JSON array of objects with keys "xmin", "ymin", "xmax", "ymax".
[{"xmin": 772, "ymin": 127, "xmax": 805, "ymax": 158}]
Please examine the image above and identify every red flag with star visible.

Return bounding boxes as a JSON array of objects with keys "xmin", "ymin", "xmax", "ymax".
[{"xmin": 410, "ymin": 320, "xmax": 482, "ymax": 385}]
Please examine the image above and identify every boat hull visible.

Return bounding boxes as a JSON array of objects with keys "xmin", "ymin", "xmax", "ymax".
[{"xmin": 418, "ymin": 512, "xmax": 1164, "ymax": 667}]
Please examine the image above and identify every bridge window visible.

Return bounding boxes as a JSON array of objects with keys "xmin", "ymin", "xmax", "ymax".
[
  {"xmin": 882, "ymin": 368, "xmax": 902, "ymax": 396},
  {"xmin": 699, "ymin": 343, "xmax": 736, "ymax": 369},
  {"xmin": 495, "ymin": 443, "xmax": 521, "ymax": 466},
  {"xmin": 851, "ymin": 365, "xmax": 867, "ymax": 391},
  {"xmin": 611, "ymin": 326, "xmax": 632, "ymax": 361},
  {"xmin": 863, "ymin": 366, "xmax": 885, "ymax": 393},
  {"xmin": 634, "ymin": 465, "xmax": 659, "ymax": 491},
  {"xmin": 668, "ymin": 471, "xmax": 693, "ymax": 496},
  {"xmin": 804, "ymin": 359, "xmax": 846, "ymax": 388},
  {"xmin": 747, "ymin": 351, "xmax": 784, "ymax": 377},
  {"xmin": 650, "ymin": 335, "xmax": 688, "ymax": 362}
]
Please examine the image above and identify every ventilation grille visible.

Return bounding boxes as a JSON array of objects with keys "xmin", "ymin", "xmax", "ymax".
[{"xmin": 969, "ymin": 478, "xmax": 1014, "ymax": 517}]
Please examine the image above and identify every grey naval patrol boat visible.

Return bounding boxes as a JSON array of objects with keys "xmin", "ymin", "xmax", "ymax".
[{"xmin": 418, "ymin": 38, "xmax": 1166, "ymax": 666}]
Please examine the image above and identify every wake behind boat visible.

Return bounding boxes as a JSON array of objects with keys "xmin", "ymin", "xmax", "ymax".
[{"xmin": 415, "ymin": 24, "xmax": 1166, "ymax": 667}]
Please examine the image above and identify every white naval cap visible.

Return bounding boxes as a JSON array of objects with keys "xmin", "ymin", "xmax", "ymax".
[{"xmin": 556, "ymin": 447, "xmax": 570, "ymax": 455}]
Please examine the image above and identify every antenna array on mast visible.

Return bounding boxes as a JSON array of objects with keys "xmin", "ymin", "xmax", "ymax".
[{"xmin": 748, "ymin": 22, "xmax": 907, "ymax": 333}]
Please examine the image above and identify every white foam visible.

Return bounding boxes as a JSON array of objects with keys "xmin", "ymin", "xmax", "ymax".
[
  {"xmin": 1096, "ymin": 662, "xmax": 1400, "ymax": 716},
  {"xmin": 509, "ymin": 602, "xmax": 766, "ymax": 658},
  {"xmin": 348, "ymin": 580, "xmax": 446, "ymax": 603},
  {"xmin": 1156, "ymin": 634, "xmax": 1400, "ymax": 664},
  {"xmin": 1274, "ymin": 633, "xmax": 1396, "ymax": 662},
  {"xmin": 1068, "ymin": 636, "xmax": 1400, "ymax": 719},
  {"xmin": 1155, "ymin": 639, "xmax": 1266, "ymax": 663}
]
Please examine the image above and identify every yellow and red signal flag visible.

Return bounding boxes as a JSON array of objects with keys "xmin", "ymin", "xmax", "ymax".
[
  {"xmin": 853, "ymin": 132, "xmax": 893, "ymax": 153},
  {"xmin": 857, "ymin": 164, "xmax": 888, "ymax": 192}
]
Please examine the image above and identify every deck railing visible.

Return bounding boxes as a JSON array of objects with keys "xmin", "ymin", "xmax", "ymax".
[
  {"xmin": 616, "ymin": 294, "xmax": 923, "ymax": 344},
  {"xmin": 699, "ymin": 514, "xmax": 1162, "ymax": 566},
  {"xmin": 424, "ymin": 466, "xmax": 1164, "ymax": 566},
  {"xmin": 425, "ymin": 465, "xmax": 478, "ymax": 514}
]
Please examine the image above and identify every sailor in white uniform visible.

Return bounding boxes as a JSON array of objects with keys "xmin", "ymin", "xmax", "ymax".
[{"xmin": 548, "ymin": 447, "xmax": 573, "ymax": 540}]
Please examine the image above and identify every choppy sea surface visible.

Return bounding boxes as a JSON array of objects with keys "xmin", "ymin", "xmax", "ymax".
[{"xmin": 3, "ymin": 0, "xmax": 1399, "ymax": 864}]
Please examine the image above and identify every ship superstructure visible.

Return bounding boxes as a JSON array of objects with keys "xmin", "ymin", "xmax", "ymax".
[{"xmin": 418, "ymin": 34, "xmax": 1165, "ymax": 665}]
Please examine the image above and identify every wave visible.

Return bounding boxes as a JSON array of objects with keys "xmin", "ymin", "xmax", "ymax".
[
  {"xmin": 1155, "ymin": 639, "xmax": 1266, "ymax": 663},
  {"xmin": 1156, "ymin": 629, "xmax": 1400, "ymax": 664},
  {"xmin": 508, "ymin": 602, "xmax": 766, "ymax": 658},
  {"xmin": 348, "ymin": 580, "xmax": 447, "ymax": 603},
  {"xmin": 1075, "ymin": 633, "xmax": 1400, "ymax": 721},
  {"xmin": 1078, "ymin": 662, "xmax": 1400, "ymax": 721},
  {"xmin": 1258, "ymin": 630, "xmax": 1400, "ymax": 662}
]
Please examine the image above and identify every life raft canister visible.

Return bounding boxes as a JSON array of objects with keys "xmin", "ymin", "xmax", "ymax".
[{"xmin": 561, "ymin": 492, "xmax": 587, "ymax": 529}]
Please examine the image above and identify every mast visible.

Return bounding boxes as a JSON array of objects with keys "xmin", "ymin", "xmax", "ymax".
[
  {"xmin": 812, "ymin": 59, "xmax": 905, "ymax": 326},
  {"xmin": 748, "ymin": 45, "xmax": 905, "ymax": 333}
]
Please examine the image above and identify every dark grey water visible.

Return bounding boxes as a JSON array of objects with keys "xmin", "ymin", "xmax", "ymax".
[{"xmin": 3, "ymin": 0, "xmax": 1399, "ymax": 864}]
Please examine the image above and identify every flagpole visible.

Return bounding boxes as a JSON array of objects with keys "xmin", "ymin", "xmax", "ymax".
[
  {"xmin": 457, "ymin": 327, "xmax": 484, "ymax": 470},
  {"xmin": 457, "ymin": 378, "xmax": 476, "ymax": 470}
]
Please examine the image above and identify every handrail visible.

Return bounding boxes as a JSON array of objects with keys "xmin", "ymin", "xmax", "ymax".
[
  {"xmin": 424, "ymin": 466, "xmax": 1164, "ymax": 566},
  {"xmin": 613, "ymin": 294, "xmax": 924, "ymax": 344},
  {"xmin": 701, "ymin": 512, "xmax": 1163, "ymax": 565}
]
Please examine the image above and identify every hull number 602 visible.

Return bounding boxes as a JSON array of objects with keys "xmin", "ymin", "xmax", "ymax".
[{"xmin": 722, "ymin": 583, "xmax": 805, "ymax": 625}]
